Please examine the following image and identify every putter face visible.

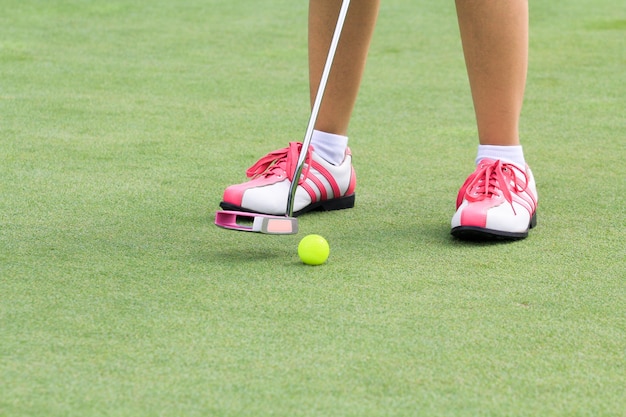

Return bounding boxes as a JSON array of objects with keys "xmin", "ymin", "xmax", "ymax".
[{"xmin": 215, "ymin": 210, "xmax": 298, "ymax": 235}]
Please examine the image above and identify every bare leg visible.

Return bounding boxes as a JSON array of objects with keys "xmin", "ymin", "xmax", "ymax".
[
  {"xmin": 309, "ymin": 0, "xmax": 380, "ymax": 136},
  {"xmin": 220, "ymin": 1, "xmax": 377, "ymax": 215},
  {"xmin": 455, "ymin": 0, "xmax": 529, "ymax": 146}
]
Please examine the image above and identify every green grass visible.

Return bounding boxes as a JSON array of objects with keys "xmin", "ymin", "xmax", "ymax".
[{"xmin": 1, "ymin": 0, "xmax": 625, "ymax": 416}]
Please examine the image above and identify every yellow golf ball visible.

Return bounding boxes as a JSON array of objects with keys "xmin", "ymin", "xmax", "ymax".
[{"xmin": 298, "ymin": 234, "xmax": 330, "ymax": 265}]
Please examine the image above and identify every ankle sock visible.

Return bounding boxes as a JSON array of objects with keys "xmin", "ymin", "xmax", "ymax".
[
  {"xmin": 476, "ymin": 144, "xmax": 526, "ymax": 168},
  {"xmin": 310, "ymin": 130, "xmax": 348, "ymax": 166}
]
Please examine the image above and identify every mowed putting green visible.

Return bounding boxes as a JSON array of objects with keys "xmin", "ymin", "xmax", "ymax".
[{"xmin": 1, "ymin": 0, "xmax": 624, "ymax": 416}]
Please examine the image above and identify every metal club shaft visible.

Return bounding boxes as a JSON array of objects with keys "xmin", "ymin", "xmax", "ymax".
[{"xmin": 286, "ymin": 0, "xmax": 351, "ymax": 217}]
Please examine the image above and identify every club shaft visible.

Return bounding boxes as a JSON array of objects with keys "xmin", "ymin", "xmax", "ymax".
[{"xmin": 286, "ymin": 0, "xmax": 351, "ymax": 217}]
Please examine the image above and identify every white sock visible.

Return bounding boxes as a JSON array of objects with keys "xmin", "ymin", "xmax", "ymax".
[
  {"xmin": 476, "ymin": 145, "xmax": 526, "ymax": 168},
  {"xmin": 310, "ymin": 130, "xmax": 348, "ymax": 166}
]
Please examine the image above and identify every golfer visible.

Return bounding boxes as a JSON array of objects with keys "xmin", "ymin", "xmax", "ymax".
[{"xmin": 219, "ymin": 0, "xmax": 538, "ymax": 240}]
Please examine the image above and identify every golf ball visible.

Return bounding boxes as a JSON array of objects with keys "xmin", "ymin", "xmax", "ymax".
[{"xmin": 298, "ymin": 234, "xmax": 330, "ymax": 265}]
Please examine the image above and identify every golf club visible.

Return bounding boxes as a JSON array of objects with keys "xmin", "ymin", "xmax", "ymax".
[{"xmin": 215, "ymin": 0, "xmax": 351, "ymax": 234}]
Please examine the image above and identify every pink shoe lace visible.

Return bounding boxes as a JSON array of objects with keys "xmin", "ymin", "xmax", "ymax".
[
  {"xmin": 245, "ymin": 142, "xmax": 312, "ymax": 185},
  {"xmin": 457, "ymin": 159, "xmax": 530, "ymax": 214}
]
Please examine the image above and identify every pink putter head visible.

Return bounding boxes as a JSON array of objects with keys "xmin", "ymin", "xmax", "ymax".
[{"xmin": 214, "ymin": 210, "xmax": 298, "ymax": 235}]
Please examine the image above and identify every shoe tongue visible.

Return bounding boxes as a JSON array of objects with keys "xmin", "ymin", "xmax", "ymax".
[
  {"xmin": 246, "ymin": 147, "xmax": 291, "ymax": 178},
  {"xmin": 465, "ymin": 160, "xmax": 502, "ymax": 200},
  {"xmin": 477, "ymin": 158, "xmax": 498, "ymax": 168},
  {"xmin": 478, "ymin": 157, "xmax": 525, "ymax": 171},
  {"xmin": 285, "ymin": 142, "xmax": 302, "ymax": 180},
  {"xmin": 244, "ymin": 142, "xmax": 307, "ymax": 179}
]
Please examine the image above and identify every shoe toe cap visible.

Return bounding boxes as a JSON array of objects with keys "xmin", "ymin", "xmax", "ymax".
[{"xmin": 453, "ymin": 199, "xmax": 533, "ymax": 234}]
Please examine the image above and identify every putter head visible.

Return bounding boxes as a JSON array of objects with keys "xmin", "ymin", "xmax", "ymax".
[{"xmin": 215, "ymin": 210, "xmax": 298, "ymax": 235}]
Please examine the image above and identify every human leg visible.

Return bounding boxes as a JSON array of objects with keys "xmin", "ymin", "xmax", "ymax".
[
  {"xmin": 455, "ymin": 0, "xmax": 528, "ymax": 146},
  {"xmin": 451, "ymin": 0, "xmax": 538, "ymax": 239},
  {"xmin": 220, "ymin": 0, "xmax": 379, "ymax": 215},
  {"xmin": 309, "ymin": 0, "xmax": 380, "ymax": 136}
]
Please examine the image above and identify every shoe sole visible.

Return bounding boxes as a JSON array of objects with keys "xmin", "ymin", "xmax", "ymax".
[
  {"xmin": 451, "ymin": 212, "xmax": 538, "ymax": 241},
  {"xmin": 219, "ymin": 194, "xmax": 355, "ymax": 218}
]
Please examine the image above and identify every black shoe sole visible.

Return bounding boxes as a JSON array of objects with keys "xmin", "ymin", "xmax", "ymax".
[
  {"xmin": 451, "ymin": 212, "xmax": 537, "ymax": 241},
  {"xmin": 219, "ymin": 194, "xmax": 355, "ymax": 217}
]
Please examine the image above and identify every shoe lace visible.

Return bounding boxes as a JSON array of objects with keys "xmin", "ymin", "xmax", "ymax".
[
  {"xmin": 463, "ymin": 160, "xmax": 529, "ymax": 213},
  {"xmin": 245, "ymin": 142, "xmax": 312, "ymax": 184}
]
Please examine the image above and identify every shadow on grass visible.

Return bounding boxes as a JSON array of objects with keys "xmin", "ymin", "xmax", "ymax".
[
  {"xmin": 401, "ymin": 221, "xmax": 521, "ymax": 248},
  {"xmin": 208, "ymin": 248, "xmax": 286, "ymax": 263},
  {"xmin": 448, "ymin": 234, "xmax": 521, "ymax": 247}
]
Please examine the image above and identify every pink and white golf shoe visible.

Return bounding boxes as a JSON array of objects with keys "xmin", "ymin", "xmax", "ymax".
[
  {"xmin": 451, "ymin": 158, "xmax": 538, "ymax": 239},
  {"xmin": 220, "ymin": 142, "xmax": 356, "ymax": 216}
]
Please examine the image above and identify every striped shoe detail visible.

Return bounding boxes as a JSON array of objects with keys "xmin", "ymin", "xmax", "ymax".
[
  {"xmin": 301, "ymin": 160, "xmax": 342, "ymax": 203},
  {"xmin": 451, "ymin": 159, "xmax": 538, "ymax": 239},
  {"xmin": 220, "ymin": 142, "xmax": 356, "ymax": 216}
]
